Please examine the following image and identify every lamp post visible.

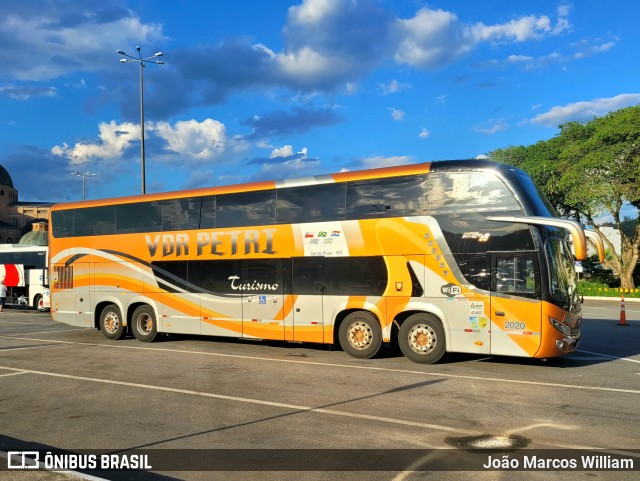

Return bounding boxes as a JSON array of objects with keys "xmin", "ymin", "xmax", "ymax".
[
  {"xmin": 116, "ymin": 46, "xmax": 164, "ymax": 195},
  {"xmin": 70, "ymin": 171, "xmax": 96, "ymax": 201}
]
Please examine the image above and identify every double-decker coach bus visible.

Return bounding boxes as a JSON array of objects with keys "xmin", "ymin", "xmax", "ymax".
[{"xmin": 48, "ymin": 160, "xmax": 603, "ymax": 363}]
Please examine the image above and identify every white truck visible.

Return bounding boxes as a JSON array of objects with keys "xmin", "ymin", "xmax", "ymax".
[{"xmin": 0, "ymin": 244, "xmax": 49, "ymax": 311}]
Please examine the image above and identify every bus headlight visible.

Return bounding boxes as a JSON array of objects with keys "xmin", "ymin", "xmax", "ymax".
[{"xmin": 549, "ymin": 316, "xmax": 571, "ymax": 337}]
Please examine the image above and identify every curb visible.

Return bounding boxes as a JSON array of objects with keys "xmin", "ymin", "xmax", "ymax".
[{"xmin": 583, "ymin": 296, "xmax": 640, "ymax": 302}]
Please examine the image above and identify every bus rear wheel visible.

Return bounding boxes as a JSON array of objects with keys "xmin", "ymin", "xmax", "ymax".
[
  {"xmin": 131, "ymin": 305, "xmax": 157, "ymax": 343},
  {"xmin": 100, "ymin": 304, "xmax": 126, "ymax": 340},
  {"xmin": 338, "ymin": 311, "xmax": 382, "ymax": 359},
  {"xmin": 398, "ymin": 313, "xmax": 446, "ymax": 364}
]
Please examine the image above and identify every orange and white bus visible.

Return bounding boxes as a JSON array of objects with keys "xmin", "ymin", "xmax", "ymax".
[{"xmin": 48, "ymin": 160, "xmax": 601, "ymax": 363}]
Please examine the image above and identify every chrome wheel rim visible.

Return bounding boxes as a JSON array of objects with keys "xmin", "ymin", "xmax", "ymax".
[
  {"xmin": 104, "ymin": 312, "xmax": 120, "ymax": 334},
  {"xmin": 407, "ymin": 324, "xmax": 437, "ymax": 354},
  {"xmin": 347, "ymin": 321, "xmax": 372, "ymax": 350},
  {"xmin": 137, "ymin": 313, "xmax": 153, "ymax": 334}
]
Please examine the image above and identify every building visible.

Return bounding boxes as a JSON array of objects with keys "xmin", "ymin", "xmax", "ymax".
[{"xmin": 0, "ymin": 164, "xmax": 53, "ymax": 244}]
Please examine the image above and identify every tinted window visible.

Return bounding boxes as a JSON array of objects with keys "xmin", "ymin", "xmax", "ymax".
[
  {"xmin": 324, "ymin": 256, "xmax": 387, "ymax": 296},
  {"xmin": 74, "ymin": 206, "xmax": 115, "ymax": 236},
  {"xmin": 292, "ymin": 257, "xmax": 324, "ymax": 294},
  {"xmin": 216, "ymin": 191, "xmax": 276, "ymax": 228},
  {"xmin": 190, "ymin": 259, "xmax": 242, "ymax": 294},
  {"xmin": 152, "ymin": 261, "xmax": 191, "ymax": 292},
  {"xmin": 242, "ymin": 259, "xmax": 283, "ymax": 294},
  {"xmin": 162, "ymin": 198, "xmax": 201, "ymax": 231},
  {"xmin": 51, "ymin": 210, "xmax": 74, "ymax": 238},
  {"xmin": 346, "ymin": 175, "xmax": 428, "ymax": 220},
  {"xmin": 200, "ymin": 196, "xmax": 216, "ymax": 229},
  {"xmin": 116, "ymin": 201, "xmax": 162, "ymax": 233},
  {"xmin": 456, "ymin": 254, "xmax": 491, "ymax": 291},
  {"xmin": 427, "ymin": 172, "xmax": 520, "ymax": 214},
  {"xmin": 277, "ymin": 183, "xmax": 346, "ymax": 223},
  {"xmin": 292, "ymin": 256, "xmax": 387, "ymax": 295}
]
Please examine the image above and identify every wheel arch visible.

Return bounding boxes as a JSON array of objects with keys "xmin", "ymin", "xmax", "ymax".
[
  {"xmin": 392, "ymin": 303, "xmax": 451, "ymax": 352},
  {"xmin": 94, "ymin": 298, "xmax": 125, "ymax": 330},
  {"xmin": 332, "ymin": 308, "xmax": 382, "ymax": 346}
]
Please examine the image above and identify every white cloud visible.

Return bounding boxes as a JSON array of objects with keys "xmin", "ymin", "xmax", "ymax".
[
  {"xmin": 394, "ymin": 8, "xmax": 473, "ymax": 69},
  {"xmin": 270, "ymin": 145, "xmax": 308, "ymax": 159},
  {"xmin": 470, "ymin": 15, "xmax": 553, "ymax": 43},
  {"xmin": 500, "ymin": 38, "xmax": 615, "ymax": 70},
  {"xmin": 506, "ymin": 54, "xmax": 534, "ymax": 63},
  {"xmin": 51, "ymin": 120, "xmax": 139, "ymax": 164},
  {"xmin": 271, "ymin": 145, "xmax": 294, "ymax": 158},
  {"xmin": 152, "ymin": 119, "xmax": 227, "ymax": 159},
  {"xmin": 389, "ymin": 108, "xmax": 405, "ymax": 121},
  {"xmin": 473, "ymin": 118, "xmax": 509, "ymax": 134},
  {"xmin": 274, "ymin": 46, "xmax": 335, "ymax": 79},
  {"xmin": 393, "ymin": 5, "xmax": 571, "ymax": 70},
  {"xmin": 529, "ymin": 94, "xmax": 640, "ymax": 127},
  {"xmin": 288, "ymin": 0, "xmax": 342, "ymax": 25},
  {"xmin": 52, "ymin": 118, "xmax": 247, "ymax": 165},
  {"xmin": 380, "ymin": 79, "xmax": 410, "ymax": 95},
  {"xmin": 0, "ymin": 84, "xmax": 56, "ymax": 100},
  {"xmin": 1, "ymin": 10, "xmax": 168, "ymax": 81},
  {"xmin": 419, "ymin": 128, "xmax": 430, "ymax": 139}
]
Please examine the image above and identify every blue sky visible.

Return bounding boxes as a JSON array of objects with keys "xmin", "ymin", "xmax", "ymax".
[{"xmin": 1, "ymin": 0, "xmax": 638, "ymax": 203}]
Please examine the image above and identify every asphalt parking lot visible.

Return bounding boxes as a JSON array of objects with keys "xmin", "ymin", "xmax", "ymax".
[{"xmin": 0, "ymin": 299, "xmax": 639, "ymax": 481}]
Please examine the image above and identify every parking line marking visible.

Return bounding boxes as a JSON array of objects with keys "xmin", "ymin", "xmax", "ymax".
[
  {"xmin": 0, "ymin": 344, "xmax": 59, "ymax": 352},
  {"xmin": 0, "ymin": 364, "xmax": 479, "ymax": 435},
  {"xmin": 0, "ymin": 320, "xmax": 47, "ymax": 324},
  {"xmin": 0, "ymin": 371, "xmax": 29, "ymax": 378},
  {"xmin": 9, "ymin": 328, "xmax": 88, "ymax": 335},
  {"xmin": 576, "ymin": 349, "xmax": 640, "ymax": 364},
  {"xmin": 1, "ymin": 335, "xmax": 639, "ymax": 395}
]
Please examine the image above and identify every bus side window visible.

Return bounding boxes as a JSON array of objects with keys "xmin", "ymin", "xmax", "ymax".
[
  {"xmin": 456, "ymin": 254, "xmax": 491, "ymax": 291},
  {"xmin": 493, "ymin": 255, "xmax": 539, "ymax": 298}
]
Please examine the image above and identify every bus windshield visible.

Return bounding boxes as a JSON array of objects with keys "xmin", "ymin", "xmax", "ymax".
[{"xmin": 546, "ymin": 237, "xmax": 579, "ymax": 307}]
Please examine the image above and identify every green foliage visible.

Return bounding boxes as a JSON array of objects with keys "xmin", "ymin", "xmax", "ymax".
[
  {"xmin": 578, "ymin": 279, "xmax": 640, "ymax": 298},
  {"xmin": 489, "ymin": 105, "xmax": 640, "ymax": 288}
]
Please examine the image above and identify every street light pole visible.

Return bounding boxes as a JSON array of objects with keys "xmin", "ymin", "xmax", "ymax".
[
  {"xmin": 70, "ymin": 171, "xmax": 96, "ymax": 201},
  {"xmin": 116, "ymin": 46, "xmax": 164, "ymax": 195}
]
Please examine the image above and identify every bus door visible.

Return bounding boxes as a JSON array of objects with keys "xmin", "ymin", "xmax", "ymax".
[
  {"xmin": 241, "ymin": 259, "xmax": 285, "ymax": 341},
  {"xmin": 290, "ymin": 257, "xmax": 325, "ymax": 343},
  {"xmin": 490, "ymin": 253, "xmax": 542, "ymax": 357}
]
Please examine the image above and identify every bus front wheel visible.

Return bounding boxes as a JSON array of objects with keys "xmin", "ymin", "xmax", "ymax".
[
  {"xmin": 131, "ymin": 305, "xmax": 157, "ymax": 343},
  {"xmin": 33, "ymin": 294, "xmax": 47, "ymax": 312},
  {"xmin": 338, "ymin": 311, "xmax": 382, "ymax": 359},
  {"xmin": 99, "ymin": 304, "xmax": 126, "ymax": 340},
  {"xmin": 398, "ymin": 313, "xmax": 446, "ymax": 364}
]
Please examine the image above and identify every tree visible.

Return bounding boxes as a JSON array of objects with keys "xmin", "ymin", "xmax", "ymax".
[{"xmin": 490, "ymin": 105, "xmax": 640, "ymax": 288}]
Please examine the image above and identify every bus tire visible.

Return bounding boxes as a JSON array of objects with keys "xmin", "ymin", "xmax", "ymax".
[
  {"xmin": 131, "ymin": 305, "xmax": 157, "ymax": 343},
  {"xmin": 398, "ymin": 313, "xmax": 446, "ymax": 364},
  {"xmin": 338, "ymin": 311, "xmax": 382, "ymax": 359},
  {"xmin": 99, "ymin": 304, "xmax": 126, "ymax": 340},
  {"xmin": 34, "ymin": 294, "xmax": 46, "ymax": 312}
]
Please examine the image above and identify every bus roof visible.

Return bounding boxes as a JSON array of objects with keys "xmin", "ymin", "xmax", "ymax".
[{"xmin": 50, "ymin": 159, "xmax": 524, "ymax": 211}]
